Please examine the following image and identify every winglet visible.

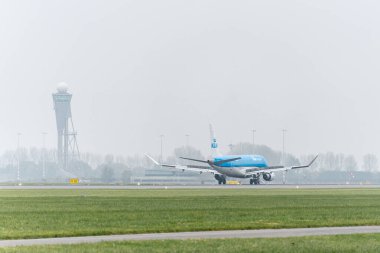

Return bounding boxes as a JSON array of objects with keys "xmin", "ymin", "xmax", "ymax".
[
  {"xmin": 145, "ymin": 154, "xmax": 160, "ymax": 166},
  {"xmin": 292, "ymin": 155, "xmax": 319, "ymax": 169},
  {"xmin": 308, "ymin": 155, "xmax": 319, "ymax": 167}
]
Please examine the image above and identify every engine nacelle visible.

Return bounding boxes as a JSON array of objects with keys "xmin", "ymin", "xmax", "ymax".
[{"xmin": 263, "ymin": 172, "xmax": 275, "ymax": 181}]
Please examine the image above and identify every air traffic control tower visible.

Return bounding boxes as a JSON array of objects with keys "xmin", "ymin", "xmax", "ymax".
[{"xmin": 52, "ymin": 83, "xmax": 80, "ymax": 171}]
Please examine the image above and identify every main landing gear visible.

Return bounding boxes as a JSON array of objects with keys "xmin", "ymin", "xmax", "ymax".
[
  {"xmin": 215, "ymin": 174, "xmax": 227, "ymax": 185},
  {"xmin": 250, "ymin": 176, "xmax": 260, "ymax": 185}
]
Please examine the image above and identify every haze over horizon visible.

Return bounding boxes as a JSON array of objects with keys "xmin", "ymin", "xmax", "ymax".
[{"xmin": 0, "ymin": 0, "xmax": 379, "ymax": 160}]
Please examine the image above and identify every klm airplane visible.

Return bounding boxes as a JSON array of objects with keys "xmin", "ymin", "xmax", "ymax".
[{"xmin": 146, "ymin": 125, "xmax": 318, "ymax": 185}]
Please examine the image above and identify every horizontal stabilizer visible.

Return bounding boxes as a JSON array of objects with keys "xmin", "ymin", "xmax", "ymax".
[
  {"xmin": 214, "ymin": 157, "xmax": 242, "ymax": 166},
  {"xmin": 180, "ymin": 156, "xmax": 242, "ymax": 166},
  {"xmin": 179, "ymin": 157, "xmax": 210, "ymax": 164}
]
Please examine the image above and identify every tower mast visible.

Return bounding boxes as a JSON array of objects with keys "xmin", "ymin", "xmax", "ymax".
[{"xmin": 52, "ymin": 83, "xmax": 80, "ymax": 171}]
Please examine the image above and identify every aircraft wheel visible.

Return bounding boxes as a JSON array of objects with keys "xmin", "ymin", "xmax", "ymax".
[
  {"xmin": 250, "ymin": 179, "xmax": 254, "ymax": 185},
  {"xmin": 223, "ymin": 179, "xmax": 226, "ymax": 185},
  {"xmin": 218, "ymin": 180, "xmax": 222, "ymax": 185}
]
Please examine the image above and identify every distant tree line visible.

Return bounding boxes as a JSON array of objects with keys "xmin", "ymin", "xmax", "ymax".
[{"xmin": 0, "ymin": 144, "xmax": 377, "ymax": 183}]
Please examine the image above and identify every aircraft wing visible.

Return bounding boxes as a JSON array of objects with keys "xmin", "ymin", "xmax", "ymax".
[
  {"xmin": 145, "ymin": 154, "xmax": 219, "ymax": 174},
  {"xmin": 245, "ymin": 155, "xmax": 318, "ymax": 175}
]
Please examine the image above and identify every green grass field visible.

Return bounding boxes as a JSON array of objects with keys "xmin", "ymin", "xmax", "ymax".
[
  {"xmin": 3, "ymin": 234, "xmax": 380, "ymax": 253},
  {"xmin": 0, "ymin": 188, "xmax": 378, "ymax": 239}
]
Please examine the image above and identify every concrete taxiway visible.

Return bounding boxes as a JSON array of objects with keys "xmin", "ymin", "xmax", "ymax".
[{"xmin": 1, "ymin": 226, "xmax": 380, "ymax": 247}]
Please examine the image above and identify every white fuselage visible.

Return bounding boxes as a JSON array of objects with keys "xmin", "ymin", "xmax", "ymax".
[{"xmin": 212, "ymin": 165, "xmax": 248, "ymax": 178}]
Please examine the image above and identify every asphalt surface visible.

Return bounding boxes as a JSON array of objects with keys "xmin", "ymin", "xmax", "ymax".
[
  {"xmin": 1, "ymin": 226, "xmax": 380, "ymax": 247},
  {"xmin": 0, "ymin": 184, "xmax": 379, "ymax": 190}
]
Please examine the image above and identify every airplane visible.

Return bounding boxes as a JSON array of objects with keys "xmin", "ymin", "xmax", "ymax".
[{"xmin": 146, "ymin": 125, "xmax": 318, "ymax": 185}]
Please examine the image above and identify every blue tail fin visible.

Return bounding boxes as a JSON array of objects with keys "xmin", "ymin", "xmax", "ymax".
[{"xmin": 210, "ymin": 124, "xmax": 222, "ymax": 158}]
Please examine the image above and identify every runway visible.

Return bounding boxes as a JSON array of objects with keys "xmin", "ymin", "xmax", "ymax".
[
  {"xmin": 0, "ymin": 184, "xmax": 378, "ymax": 190},
  {"xmin": 1, "ymin": 226, "xmax": 380, "ymax": 247}
]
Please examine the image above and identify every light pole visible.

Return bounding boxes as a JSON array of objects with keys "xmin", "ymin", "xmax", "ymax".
[
  {"xmin": 17, "ymin": 133, "xmax": 21, "ymax": 184},
  {"xmin": 229, "ymin": 144, "xmax": 234, "ymax": 152},
  {"xmin": 160, "ymin": 134, "xmax": 164, "ymax": 163},
  {"xmin": 185, "ymin": 134, "xmax": 190, "ymax": 161},
  {"xmin": 252, "ymin": 129, "xmax": 256, "ymax": 154},
  {"xmin": 185, "ymin": 134, "xmax": 190, "ymax": 147},
  {"xmin": 42, "ymin": 132, "xmax": 47, "ymax": 181},
  {"xmin": 282, "ymin": 129, "xmax": 287, "ymax": 184}
]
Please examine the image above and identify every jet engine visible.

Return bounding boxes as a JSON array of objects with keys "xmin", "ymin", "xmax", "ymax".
[{"xmin": 263, "ymin": 172, "xmax": 275, "ymax": 181}]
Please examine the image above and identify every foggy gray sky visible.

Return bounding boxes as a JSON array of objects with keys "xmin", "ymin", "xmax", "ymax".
[{"xmin": 0, "ymin": 0, "xmax": 379, "ymax": 160}]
